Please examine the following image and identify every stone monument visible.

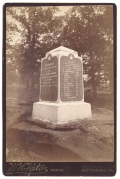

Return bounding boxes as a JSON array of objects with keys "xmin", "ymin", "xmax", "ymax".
[{"xmin": 32, "ymin": 46, "xmax": 92, "ymax": 124}]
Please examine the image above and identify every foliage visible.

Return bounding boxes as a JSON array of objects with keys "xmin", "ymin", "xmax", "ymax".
[
  {"xmin": 6, "ymin": 5, "xmax": 114, "ymax": 95},
  {"xmin": 6, "ymin": 6, "xmax": 61, "ymax": 87},
  {"xmin": 61, "ymin": 5, "xmax": 113, "ymax": 95}
]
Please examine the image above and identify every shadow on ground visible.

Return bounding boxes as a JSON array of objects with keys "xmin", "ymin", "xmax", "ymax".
[{"xmin": 6, "ymin": 87, "xmax": 114, "ymax": 162}]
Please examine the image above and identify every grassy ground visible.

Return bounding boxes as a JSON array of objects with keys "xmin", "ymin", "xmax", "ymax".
[
  {"xmin": 6, "ymin": 86, "xmax": 114, "ymax": 162},
  {"xmin": 84, "ymin": 91, "xmax": 114, "ymax": 110}
]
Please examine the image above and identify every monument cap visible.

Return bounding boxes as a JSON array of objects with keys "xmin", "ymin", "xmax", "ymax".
[{"xmin": 46, "ymin": 46, "xmax": 78, "ymax": 56}]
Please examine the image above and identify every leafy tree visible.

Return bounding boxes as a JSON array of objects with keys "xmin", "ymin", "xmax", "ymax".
[
  {"xmin": 6, "ymin": 5, "xmax": 114, "ymax": 99},
  {"xmin": 6, "ymin": 6, "xmax": 61, "ymax": 88},
  {"xmin": 61, "ymin": 5, "xmax": 113, "ymax": 97}
]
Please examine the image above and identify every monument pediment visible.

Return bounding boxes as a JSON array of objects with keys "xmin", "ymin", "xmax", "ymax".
[{"xmin": 46, "ymin": 46, "xmax": 78, "ymax": 56}]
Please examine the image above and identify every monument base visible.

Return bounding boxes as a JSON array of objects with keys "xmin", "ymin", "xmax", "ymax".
[{"xmin": 32, "ymin": 102, "xmax": 92, "ymax": 124}]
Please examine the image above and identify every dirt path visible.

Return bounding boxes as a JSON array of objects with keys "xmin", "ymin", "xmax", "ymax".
[{"xmin": 6, "ymin": 107, "xmax": 114, "ymax": 162}]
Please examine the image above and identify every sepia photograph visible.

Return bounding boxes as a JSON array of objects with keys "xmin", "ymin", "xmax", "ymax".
[{"xmin": 3, "ymin": 3, "xmax": 116, "ymax": 176}]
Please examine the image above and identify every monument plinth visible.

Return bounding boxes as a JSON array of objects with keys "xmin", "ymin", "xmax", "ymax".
[{"xmin": 32, "ymin": 46, "xmax": 92, "ymax": 124}]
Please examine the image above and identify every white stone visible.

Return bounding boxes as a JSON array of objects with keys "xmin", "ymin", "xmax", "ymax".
[
  {"xmin": 46, "ymin": 46, "xmax": 79, "ymax": 59},
  {"xmin": 32, "ymin": 101, "xmax": 92, "ymax": 124},
  {"xmin": 32, "ymin": 46, "xmax": 92, "ymax": 124},
  {"xmin": 46, "ymin": 46, "xmax": 78, "ymax": 55}
]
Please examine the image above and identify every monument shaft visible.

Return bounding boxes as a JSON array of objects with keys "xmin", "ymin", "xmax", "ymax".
[{"xmin": 32, "ymin": 46, "xmax": 91, "ymax": 124}]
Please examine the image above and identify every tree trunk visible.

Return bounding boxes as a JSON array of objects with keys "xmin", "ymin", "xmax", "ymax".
[
  {"xmin": 30, "ymin": 73, "xmax": 34, "ymax": 89},
  {"xmin": 89, "ymin": 51, "xmax": 97, "ymax": 100},
  {"xmin": 25, "ymin": 74, "xmax": 30, "ymax": 88},
  {"xmin": 25, "ymin": 72, "xmax": 34, "ymax": 89},
  {"xmin": 91, "ymin": 63, "xmax": 97, "ymax": 100},
  {"xmin": 98, "ymin": 64, "xmax": 101, "ymax": 91},
  {"xmin": 109, "ymin": 78, "xmax": 114, "ymax": 93}
]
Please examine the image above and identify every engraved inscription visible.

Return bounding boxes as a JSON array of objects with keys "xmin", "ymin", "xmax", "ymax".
[
  {"xmin": 60, "ymin": 56, "xmax": 83, "ymax": 101},
  {"xmin": 41, "ymin": 56, "xmax": 58, "ymax": 101}
]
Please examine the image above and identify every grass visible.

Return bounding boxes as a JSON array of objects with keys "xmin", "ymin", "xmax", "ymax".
[
  {"xmin": 84, "ymin": 91, "xmax": 114, "ymax": 110},
  {"xmin": 6, "ymin": 86, "xmax": 114, "ymax": 109},
  {"xmin": 6, "ymin": 86, "xmax": 114, "ymax": 163}
]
